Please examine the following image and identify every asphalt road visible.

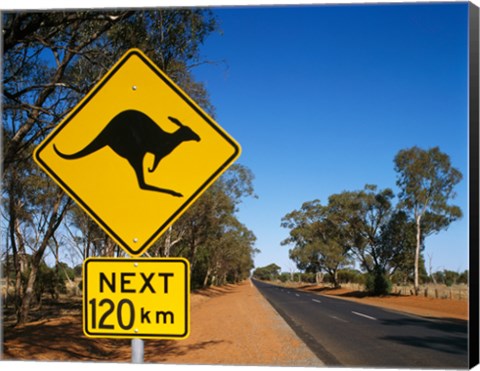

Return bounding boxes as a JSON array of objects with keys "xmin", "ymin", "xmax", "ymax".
[{"xmin": 252, "ymin": 279, "xmax": 468, "ymax": 368}]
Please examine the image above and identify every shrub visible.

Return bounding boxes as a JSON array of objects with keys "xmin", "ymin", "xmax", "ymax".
[
  {"xmin": 338, "ymin": 269, "xmax": 364, "ymax": 284},
  {"xmin": 278, "ymin": 273, "xmax": 290, "ymax": 283},
  {"xmin": 300, "ymin": 272, "xmax": 316, "ymax": 283},
  {"xmin": 365, "ymin": 269, "xmax": 392, "ymax": 296}
]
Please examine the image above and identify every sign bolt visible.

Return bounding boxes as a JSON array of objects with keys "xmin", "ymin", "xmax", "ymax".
[
  {"xmin": 132, "ymin": 85, "xmax": 137, "ymax": 91},
  {"xmin": 133, "ymin": 238, "xmax": 138, "ymax": 243},
  {"xmin": 134, "ymin": 329, "xmax": 139, "ymax": 333}
]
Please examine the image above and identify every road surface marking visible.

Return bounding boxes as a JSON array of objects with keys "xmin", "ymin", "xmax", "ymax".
[
  {"xmin": 312, "ymin": 299, "xmax": 322, "ymax": 303},
  {"xmin": 329, "ymin": 315, "xmax": 348, "ymax": 323},
  {"xmin": 295, "ymin": 294, "xmax": 300, "ymax": 297},
  {"xmin": 352, "ymin": 311, "xmax": 377, "ymax": 320}
]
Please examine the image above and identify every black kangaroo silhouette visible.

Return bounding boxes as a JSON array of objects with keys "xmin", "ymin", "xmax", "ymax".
[{"xmin": 53, "ymin": 109, "xmax": 201, "ymax": 197}]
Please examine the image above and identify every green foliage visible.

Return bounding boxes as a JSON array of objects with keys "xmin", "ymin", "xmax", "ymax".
[
  {"xmin": 300, "ymin": 272, "xmax": 317, "ymax": 283},
  {"xmin": 73, "ymin": 264, "xmax": 83, "ymax": 278},
  {"xmin": 432, "ymin": 269, "xmax": 468, "ymax": 286},
  {"xmin": 253, "ymin": 264, "xmax": 281, "ymax": 281},
  {"xmin": 10, "ymin": 258, "xmax": 66, "ymax": 302},
  {"xmin": 278, "ymin": 272, "xmax": 291, "ymax": 283},
  {"xmin": 35, "ymin": 263, "xmax": 66, "ymax": 299},
  {"xmin": 282, "ymin": 185, "xmax": 404, "ymax": 288},
  {"xmin": 365, "ymin": 268, "xmax": 392, "ymax": 296},
  {"xmin": 379, "ymin": 210, "xmax": 418, "ymax": 278},
  {"xmin": 281, "ymin": 199, "xmax": 352, "ymax": 287},
  {"xmin": 458, "ymin": 270, "xmax": 468, "ymax": 284},
  {"xmin": 337, "ymin": 269, "xmax": 364, "ymax": 284},
  {"xmin": 56, "ymin": 262, "xmax": 75, "ymax": 281}
]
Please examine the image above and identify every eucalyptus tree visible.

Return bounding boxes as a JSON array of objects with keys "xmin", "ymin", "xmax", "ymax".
[
  {"xmin": 394, "ymin": 146, "xmax": 463, "ymax": 293},
  {"xmin": 335, "ymin": 186, "xmax": 398, "ymax": 274},
  {"xmin": 282, "ymin": 185, "xmax": 420, "ymax": 293},
  {"xmin": 199, "ymin": 218, "xmax": 256, "ymax": 287},
  {"xmin": 323, "ymin": 186, "xmax": 395, "ymax": 290},
  {"xmin": 281, "ymin": 199, "xmax": 352, "ymax": 287}
]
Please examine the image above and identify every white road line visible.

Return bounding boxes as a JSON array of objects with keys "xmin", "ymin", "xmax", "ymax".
[
  {"xmin": 295, "ymin": 294, "xmax": 300, "ymax": 297},
  {"xmin": 352, "ymin": 311, "xmax": 377, "ymax": 321},
  {"xmin": 312, "ymin": 299, "xmax": 322, "ymax": 303},
  {"xmin": 329, "ymin": 315, "xmax": 348, "ymax": 323}
]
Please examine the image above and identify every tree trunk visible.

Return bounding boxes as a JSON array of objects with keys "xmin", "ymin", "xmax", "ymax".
[
  {"xmin": 414, "ymin": 215, "xmax": 422, "ymax": 295},
  {"xmin": 16, "ymin": 193, "xmax": 70, "ymax": 325},
  {"xmin": 164, "ymin": 227, "xmax": 172, "ymax": 257},
  {"xmin": 203, "ymin": 268, "xmax": 212, "ymax": 288},
  {"xmin": 18, "ymin": 263, "xmax": 39, "ymax": 324},
  {"xmin": 4, "ymin": 235, "xmax": 10, "ymax": 308},
  {"xmin": 331, "ymin": 269, "xmax": 340, "ymax": 288},
  {"xmin": 11, "ymin": 218, "xmax": 26, "ymax": 319},
  {"xmin": 189, "ymin": 235, "xmax": 198, "ymax": 273},
  {"xmin": 8, "ymin": 174, "xmax": 23, "ymax": 315}
]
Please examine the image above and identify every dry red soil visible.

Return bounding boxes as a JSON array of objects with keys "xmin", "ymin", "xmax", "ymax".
[{"xmin": 2, "ymin": 280, "xmax": 468, "ymax": 365}]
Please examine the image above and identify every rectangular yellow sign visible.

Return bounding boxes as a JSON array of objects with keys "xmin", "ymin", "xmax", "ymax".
[{"xmin": 83, "ymin": 258, "xmax": 189, "ymax": 339}]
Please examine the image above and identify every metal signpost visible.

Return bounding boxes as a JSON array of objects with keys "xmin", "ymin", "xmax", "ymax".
[{"xmin": 34, "ymin": 49, "xmax": 241, "ymax": 362}]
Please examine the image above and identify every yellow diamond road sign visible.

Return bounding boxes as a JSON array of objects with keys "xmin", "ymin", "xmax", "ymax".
[
  {"xmin": 34, "ymin": 49, "xmax": 241, "ymax": 256},
  {"xmin": 83, "ymin": 258, "xmax": 189, "ymax": 339}
]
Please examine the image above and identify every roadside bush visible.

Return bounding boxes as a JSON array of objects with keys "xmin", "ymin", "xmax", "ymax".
[
  {"xmin": 365, "ymin": 269, "xmax": 392, "ymax": 296},
  {"xmin": 73, "ymin": 264, "xmax": 83, "ymax": 278},
  {"xmin": 338, "ymin": 269, "xmax": 363, "ymax": 284},
  {"xmin": 323, "ymin": 273, "xmax": 332, "ymax": 284},
  {"xmin": 34, "ymin": 263, "xmax": 66, "ymax": 302},
  {"xmin": 278, "ymin": 273, "xmax": 290, "ymax": 283},
  {"xmin": 300, "ymin": 272, "xmax": 316, "ymax": 283},
  {"xmin": 57, "ymin": 262, "xmax": 75, "ymax": 281}
]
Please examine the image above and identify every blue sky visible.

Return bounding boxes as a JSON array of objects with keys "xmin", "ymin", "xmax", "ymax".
[{"xmin": 191, "ymin": 3, "xmax": 470, "ymax": 273}]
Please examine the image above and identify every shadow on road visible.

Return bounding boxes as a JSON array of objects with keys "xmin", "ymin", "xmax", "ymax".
[{"xmin": 379, "ymin": 317, "xmax": 468, "ymax": 356}]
